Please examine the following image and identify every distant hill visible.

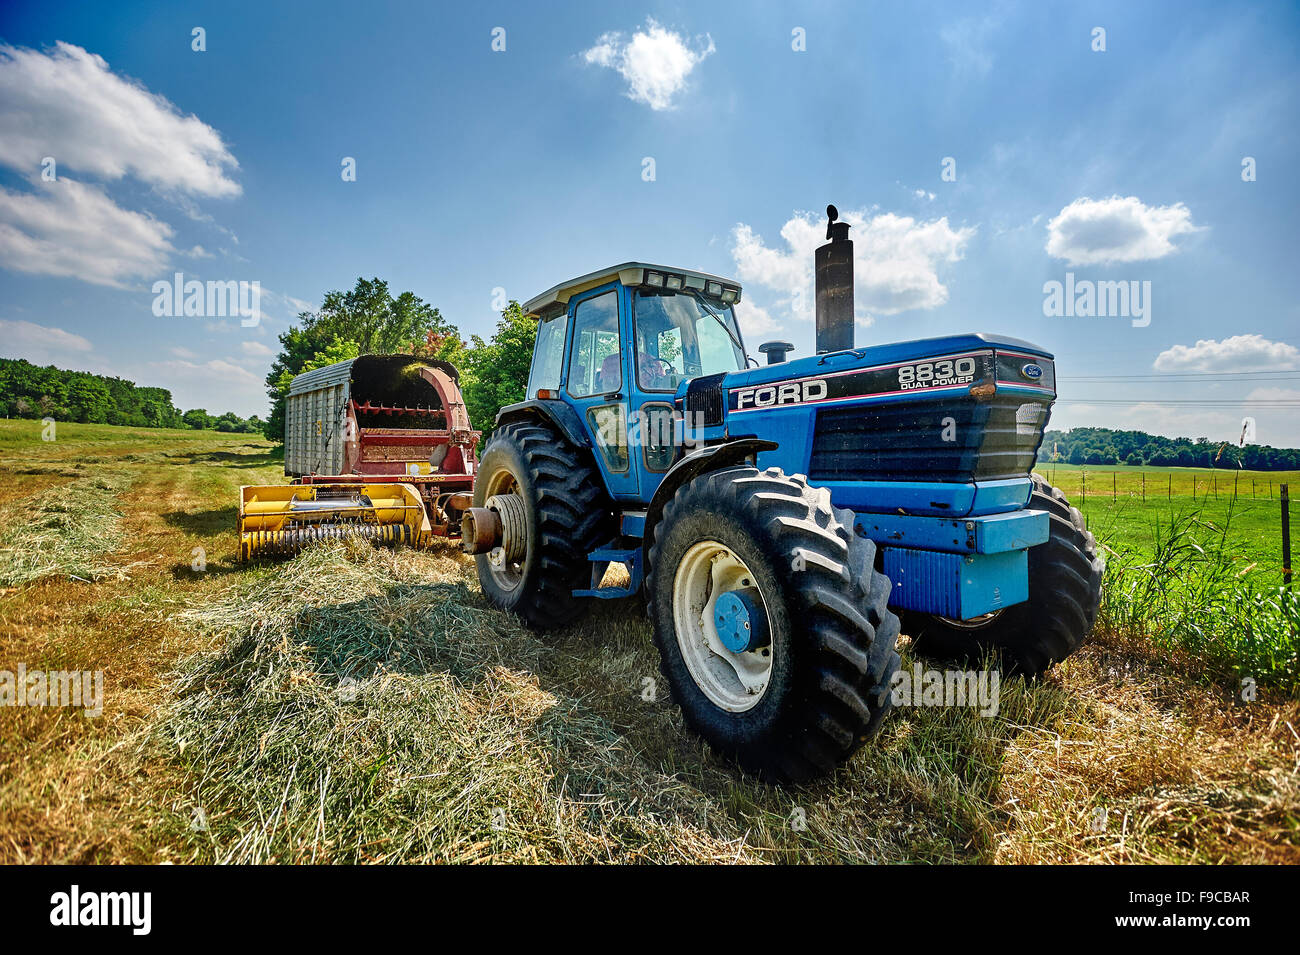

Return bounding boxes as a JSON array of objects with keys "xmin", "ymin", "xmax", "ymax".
[
  {"xmin": 0, "ymin": 358, "xmax": 263, "ymax": 433},
  {"xmin": 1040, "ymin": 427, "xmax": 1299, "ymax": 470}
]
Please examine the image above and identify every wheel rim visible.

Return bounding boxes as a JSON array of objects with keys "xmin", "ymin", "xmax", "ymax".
[
  {"xmin": 672, "ymin": 540, "xmax": 774, "ymax": 713},
  {"xmin": 934, "ymin": 609, "xmax": 1004, "ymax": 630},
  {"xmin": 481, "ymin": 464, "xmax": 526, "ymax": 591}
]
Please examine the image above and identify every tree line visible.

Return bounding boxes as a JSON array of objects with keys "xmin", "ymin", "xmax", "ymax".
[
  {"xmin": 0, "ymin": 358, "xmax": 264, "ymax": 433},
  {"xmin": 1040, "ymin": 427, "xmax": 1300, "ymax": 470}
]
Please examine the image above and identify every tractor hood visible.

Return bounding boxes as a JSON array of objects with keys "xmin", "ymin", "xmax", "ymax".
[
  {"xmin": 677, "ymin": 333, "xmax": 1058, "ymax": 518},
  {"xmin": 676, "ymin": 333, "xmax": 1055, "ymax": 416},
  {"xmin": 723, "ymin": 333, "xmax": 1053, "ymax": 396}
]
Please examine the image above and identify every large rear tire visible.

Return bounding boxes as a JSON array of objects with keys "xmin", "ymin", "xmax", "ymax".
[
  {"xmin": 647, "ymin": 466, "xmax": 900, "ymax": 783},
  {"xmin": 906, "ymin": 474, "xmax": 1104, "ymax": 676},
  {"xmin": 473, "ymin": 420, "xmax": 611, "ymax": 629}
]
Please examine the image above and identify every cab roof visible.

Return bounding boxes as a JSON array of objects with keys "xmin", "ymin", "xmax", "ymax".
[{"xmin": 522, "ymin": 262, "xmax": 742, "ymax": 318}]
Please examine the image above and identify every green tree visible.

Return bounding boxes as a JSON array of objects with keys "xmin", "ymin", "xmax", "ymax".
[
  {"xmin": 263, "ymin": 278, "xmax": 458, "ymax": 443},
  {"xmin": 0, "ymin": 358, "xmax": 241, "ymax": 430},
  {"xmin": 312, "ymin": 278, "xmax": 453, "ymax": 355},
  {"xmin": 183, "ymin": 409, "xmax": 215, "ymax": 430},
  {"xmin": 67, "ymin": 377, "xmax": 112, "ymax": 423},
  {"xmin": 461, "ymin": 301, "xmax": 537, "ymax": 440},
  {"xmin": 213, "ymin": 411, "xmax": 242, "ymax": 432}
]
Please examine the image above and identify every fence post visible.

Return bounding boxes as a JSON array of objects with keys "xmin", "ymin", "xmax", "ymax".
[
  {"xmin": 1234, "ymin": 470, "xmax": 1239, "ymax": 500},
  {"xmin": 1283, "ymin": 484, "xmax": 1292, "ymax": 587},
  {"xmin": 1112, "ymin": 471, "xmax": 1117, "ymax": 501},
  {"xmin": 1082, "ymin": 469, "xmax": 1086, "ymax": 506}
]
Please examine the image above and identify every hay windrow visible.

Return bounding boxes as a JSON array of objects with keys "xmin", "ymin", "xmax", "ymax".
[
  {"xmin": 0, "ymin": 469, "xmax": 134, "ymax": 586},
  {"xmin": 155, "ymin": 542, "xmax": 755, "ymax": 863}
]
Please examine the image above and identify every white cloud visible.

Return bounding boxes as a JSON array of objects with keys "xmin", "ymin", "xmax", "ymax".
[
  {"xmin": 0, "ymin": 42, "xmax": 239, "ymax": 197},
  {"xmin": 145, "ymin": 358, "xmax": 266, "ymax": 417},
  {"xmin": 0, "ymin": 318, "xmax": 93, "ymax": 365},
  {"xmin": 581, "ymin": 19, "xmax": 714, "ymax": 110},
  {"xmin": 1153, "ymin": 334, "xmax": 1300, "ymax": 373},
  {"xmin": 240, "ymin": 340, "xmax": 273, "ymax": 357},
  {"xmin": 0, "ymin": 177, "xmax": 175, "ymax": 287},
  {"xmin": 731, "ymin": 208, "xmax": 976, "ymax": 324},
  {"xmin": 1245, "ymin": 386, "xmax": 1300, "ymax": 403},
  {"xmin": 1046, "ymin": 195, "xmax": 1202, "ymax": 266},
  {"xmin": 734, "ymin": 299, "xmax": 781, "ymax": 339}
]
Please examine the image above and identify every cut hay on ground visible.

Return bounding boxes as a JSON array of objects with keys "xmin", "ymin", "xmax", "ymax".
[
  {"xmin": 0, "ymin": 470, "xmax": 134, "ymax": 587},
  {"xmin": 144, "ymin": 540, "xmax": 1300, "ymax": 864}
]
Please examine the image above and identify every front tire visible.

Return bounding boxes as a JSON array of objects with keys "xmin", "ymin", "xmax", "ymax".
[
  {"xmin": 647, "ymin": 466, "xmax": 900, "ymax": 783},
  {"xmin": 906, "ymin": 474, "xmax": 1104, "ymax": 676},
  {"xmin": 473, "ymin": 419, "xmax": 611, "ymax": 629}
]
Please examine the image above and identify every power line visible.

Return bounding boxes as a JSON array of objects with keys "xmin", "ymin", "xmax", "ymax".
[
  {"xmin": 1060, "ymin": 371, "xmax": 1300, "ymax": 381},
  {"xmin": 1055, "ymin": 398, "xmax": 1300, "ymax": 406}
]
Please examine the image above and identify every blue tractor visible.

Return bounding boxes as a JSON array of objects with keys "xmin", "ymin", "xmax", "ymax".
[{"xmin": 461, "ymin": 206, "xmax": 1103, "ymax": 782}]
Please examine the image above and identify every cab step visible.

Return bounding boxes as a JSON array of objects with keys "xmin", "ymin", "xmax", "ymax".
[{"xmin": 574, "ymin": 545, "xmax": 644, "ymax": 599}]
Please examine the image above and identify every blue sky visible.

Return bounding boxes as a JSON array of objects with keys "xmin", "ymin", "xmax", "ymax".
[{"xmin": 1, "ymin": 0, "xmax": 1298, "ymax": 443}]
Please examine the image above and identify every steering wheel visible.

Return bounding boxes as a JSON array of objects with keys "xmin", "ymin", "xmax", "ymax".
[{"xmin": 638, "ymin": 354, "xmax": 674, "ymax": 389}]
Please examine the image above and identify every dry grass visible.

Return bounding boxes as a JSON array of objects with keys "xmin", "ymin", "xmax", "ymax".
[
  {"xmin": 0, "ymin": 467, "xmax": 134, "ymax": 586},
  {"xmin": 134, "ymin": 541, "xmax": 1299, "ymax": 864},
  {"xmin": 1, "ymin": 420, "xmax": 1297, "ymax": 864}
]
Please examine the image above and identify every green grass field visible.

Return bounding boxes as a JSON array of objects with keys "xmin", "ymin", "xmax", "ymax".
[
  {"xmin": 1036, "ymin": 463, "xmax": 1300, "ymax": 585},
  {"xmin": 2, "ymin": 420, "xmax": 1297, "ymax": 864}
]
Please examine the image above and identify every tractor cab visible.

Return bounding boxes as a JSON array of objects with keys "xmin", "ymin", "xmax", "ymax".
[{"xmin": 521, "ymin": 263, "xmax": 748, "ymax": 501}]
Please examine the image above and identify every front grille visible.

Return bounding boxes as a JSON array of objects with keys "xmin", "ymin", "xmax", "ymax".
[
  {"xmin": 683, "ymin": 373, "xmax": 727, "ymax": 426},
  {"xmin": 808, "ymin": 396, "xmax": 1050, "ymax": 483}
]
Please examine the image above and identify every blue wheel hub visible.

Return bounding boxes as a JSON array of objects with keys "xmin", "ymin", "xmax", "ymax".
[{"xmin": 713, "ymin": 587, "xmax": 769, "ymax": 654}]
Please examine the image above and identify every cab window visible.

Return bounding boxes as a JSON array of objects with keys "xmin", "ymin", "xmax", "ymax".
[
  {"xmin": 527, "ymin": 311, "xmax": 567, "ymax": 398},
  {"xmin": 567, "ymin": 291, "xmax": 621, "ymax": 398},
  {"xmin": 633, "ymin": 289, "xmax": 745, "ymax": 392}
]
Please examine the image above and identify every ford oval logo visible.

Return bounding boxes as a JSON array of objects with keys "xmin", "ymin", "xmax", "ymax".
[{"xmin": 1021, "ymin": 362, "xmax": 1044, "ymax": 380}]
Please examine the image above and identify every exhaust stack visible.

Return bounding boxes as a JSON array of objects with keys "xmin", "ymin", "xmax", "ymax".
[{"xmin": 815, "ymin": 204, "xmax": 854, "ymax": 354}]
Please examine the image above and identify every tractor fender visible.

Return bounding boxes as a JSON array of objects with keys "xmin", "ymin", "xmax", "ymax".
[
  {"xmin": 643, "ymin": 437, "xmax": 779, "ymax": 567},
  {"xmin": 495, "ymin": 399, "xmax": 591, "ymax": 449}
]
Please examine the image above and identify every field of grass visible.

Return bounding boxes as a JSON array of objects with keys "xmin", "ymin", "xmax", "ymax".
[
  {"xmin": 1034, "ymin": 463, "xmax": 1300, "ymax": 689},
  {"xmin": 1, "ymin": 419, "xmax": 1297, "ymax": 864},
  {"xmin": 1036, "ymin": 463, "xmax": 1300, "ymax": 582}
]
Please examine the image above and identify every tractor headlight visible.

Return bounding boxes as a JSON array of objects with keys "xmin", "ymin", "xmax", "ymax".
[
  {"xmin": 645, "ymin": 271, "xmax": 664, "ymax": 287},
  {"xmin": 721, "ymin": 287, "xmax": 737, "ymax": 303},
  {"xmin": 706, "ymin": 281, "xmax": 722, "ymax": 297},
  {"xmin": 666, "ymin": 275, "xmax": 683, "ymax": 290}
]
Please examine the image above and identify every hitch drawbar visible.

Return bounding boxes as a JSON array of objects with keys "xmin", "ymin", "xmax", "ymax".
[{"xmin": 461, "ymin": 496, "xmax": 527, "ymax": 562}]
